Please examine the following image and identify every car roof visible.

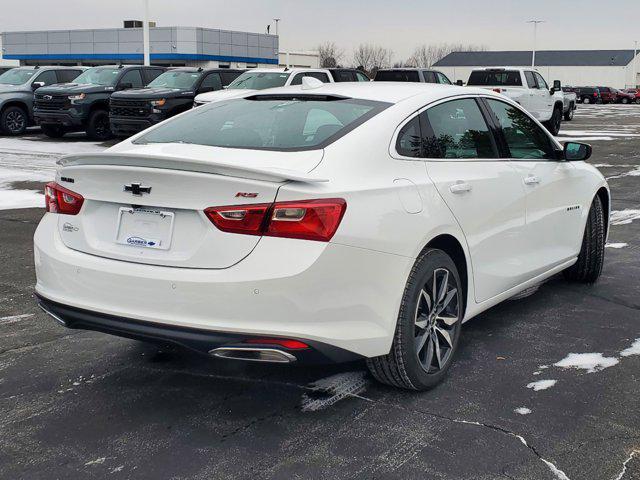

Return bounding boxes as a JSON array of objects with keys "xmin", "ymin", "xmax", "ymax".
[
  {"xmin": 13, "ymin": 65, "xmax": 85, "ymax": 70},
  {"xmin": 250, "ymin": 81, "xmax": 497, "ymax": 105},
  {"xmin": 240, "ymin": 67, "xmax": 327, "ymax": 74},
  {"xmin": 376, "ymin": 68, "xmax": 441, "ymax": 72}
]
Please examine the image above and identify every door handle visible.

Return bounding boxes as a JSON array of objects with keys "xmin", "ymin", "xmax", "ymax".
[
  {"xmin": 524, "ymin": 175, "xmax": 541, "ymax": 185},
  {"xmin": 449, "ymin": 181, "xmax": 472, "ymax": 194}
]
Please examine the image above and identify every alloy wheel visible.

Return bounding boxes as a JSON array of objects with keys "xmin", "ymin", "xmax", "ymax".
[
  {"xmin": 414, "ymin": 268, "xmax": 459, "ymax": 373},
  {"xmin": 5, "ymin": 110, "xmax": 26, "ymax": 133}
]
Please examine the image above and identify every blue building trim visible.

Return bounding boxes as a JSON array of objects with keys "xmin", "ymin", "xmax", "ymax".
[{"xmin": 3, "ymin": 53, "xmax": 279, "ymax": 64}]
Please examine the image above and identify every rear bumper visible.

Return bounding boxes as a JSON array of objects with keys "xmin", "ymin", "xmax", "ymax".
[
  {"xmin": 36, "ymin": 294, "xmax": 361, "ymax": 364},
  {"xmin": 34, "ymin": 213, "xmax": 412, "ymax": 359}
]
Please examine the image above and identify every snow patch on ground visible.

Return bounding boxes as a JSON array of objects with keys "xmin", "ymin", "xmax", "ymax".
[
  {"xmin": 300, "ymin": 371, "xmax": 368, "ymax": 412},
  {"xmin": 85, "ymin": 457, "xmax": 107, "ymax": 466},
  {"xmin": 607, "ymin": 167, "xmax": 640, "ymax": 180},
  {"xmin": 620, "ymin": 339, "xmax": 640, "ymax": 357},
  {"xmin": 606, "ymin": 243, "xmax": 628, "ymax": 249},
  {"xmin": 610, "ymin": 210, "xmax": 640, "ymax": 226},
  {"xmin": 554, "ymin": 353, "xmax": 619, "ymax": 373},
  {"xmin": 526, "ymin": 379, "xmax": 557, "ymax": 391},
  {"xmin": 514, "ymin": 407, "xmax": 531, "ymax": 415},
  {"xmin": 613, "ymin": 450, "xmax": 640, "ymax": 480},
  {"xmin": 541, "ymin": 459, "xmax": 571, "ymax": 480},
  {"xmin": 0, "ymin": 313, "xmax": 34, "ymax": 324}
]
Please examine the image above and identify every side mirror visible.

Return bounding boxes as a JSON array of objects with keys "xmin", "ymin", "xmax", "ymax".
[
  {"xmin": 222, "ymin": 85, "xmax": 228, "ymax": 89},
  {"xmin": 455, "ymin": 80, "xmax": 464, "ymax": 86},
  {"xmin": 564, "ymin": 142, "xmax": 592, "ymax": 161},
  {"xmin": 118, "ymin": 82, "xmax": 133, "ymax": 90},
  {"xmin": 551, "ymin": 80, "xmax": 561, "ymax": 94},
  {"xmin": 32, "ymin": 81, "xmax": 45, "ymax": 90}
]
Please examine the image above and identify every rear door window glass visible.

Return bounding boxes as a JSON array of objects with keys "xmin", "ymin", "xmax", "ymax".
[
  {"xmin": 422, "ymin": 98, "xmax": 497, "ymax": 159},
  {"xmin": 396, "ymin": 116, "xmax": 422, "ymax": 157},
  {"xmin": 374, "ymin": 70, "xmax": 420, "ymax": 82},
  {"xmin": 468, "ymin": 70, "xmax": 522, "ymax": 86},
  {"xmin": 423, "ymin": 71, "xmax": 437, "ymax": 83}
]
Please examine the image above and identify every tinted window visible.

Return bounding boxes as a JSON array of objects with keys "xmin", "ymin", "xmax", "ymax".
[
  {"xmin": 396, "ymin": 117, "xmax": 422, "ymax": 157},
  {"xmin": 119, "ymin": 69, "xmax": 143, "ymax": 88},
  {"xmin": 423, "ymin": 71, "xmax": 437, "ymax": 83},
  {"xmin": 135, "ymin": 97, "xmax": 388, "ymax": 151},
  {"xmin": 375, "ymin": 70, "xmax": 420, "ymax": 82},
  {"xmin": 56, "ymin": 69, "xmax": 82, "ymax": 83},
  {"xmin": 199, "ymin": 73, "xmax": 223, "ymax": 92},
  {"xmin": 524, "ymin": 71, "xmax": 537, "ymax": 89},
  {"xmin": 355, "ymin": 72, "xmax": 370, "ymax": 82},
  {"xmin": 332, "ymin": 71, "xmax": 355, "ymax": 82},
  {"xmin": 468, "ymin": 70, "xmax": 522, "ymax": 86},
  {"xmin": 144, "ymin": 69, "xmax": 164, "ymax": 84},
  {"xmin": 221, "ymin": 71, "xmax": 242, "ymax": 85},
  {"xmin": 486, "ymin": 99, "xmax": 554, "ymax": 160},
  {"xmin": 534, "ymin": 72, "xmax": 548, "ymax": 90},
  {"xmin": 422, "ymin": 98, "xmax": 497, "ymax": 159},
  {"xmin": 436, "ymin": 72, "xmax": 452, "ymax": 85},
  {"xmin": 34, "ymin": 70, "xmax": 58, "ymax": 86},
  {"xmin": 227, "ymin": 71, "xmax": 290, "ymax": 89},
  {"xmin": 290, "ymin": 72, "xmax": 330, "ymax": 85}
]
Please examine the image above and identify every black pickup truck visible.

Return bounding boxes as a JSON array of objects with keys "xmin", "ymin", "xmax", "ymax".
[
  {"xmin": 33, "ymin": 65, "xmax": 165, "ymax": 140},
  {"xmin": 109, "ymin": 67, "xmax": 244, "ymax": 137}
]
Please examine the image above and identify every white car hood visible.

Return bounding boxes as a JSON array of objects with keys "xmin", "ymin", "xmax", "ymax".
[{"xmin": 194, "ymin": 88, "xmax": 255, "ymax": 104}]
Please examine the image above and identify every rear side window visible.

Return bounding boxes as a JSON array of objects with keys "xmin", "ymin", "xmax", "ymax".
[
  {"xmin": 485, "ymin": 99, "xmax": 554, "ymax": 160},
  {"xmin": 423, "ymin": 71, "xmax": 437, "ymax": 83},
  {"xmin": 221, "ymin": 71, "xmax": 242, "ymax": 85},
  {"xmin": 374, "ymin": 70, "xmax": 420, "ymax": 82},
  {"xmin": 422, "ymin": 98, "xmax": 497, "ymax": 159},
  {"xmin": 56, "ymin": 69, "xmax": 82, "ymax": 83},
  {"xmin": 396, "ymin": 117, "xmax": 422, "ymax": 157},
  {"xmin": 290, "ymin": 72, "xmax": 330, "ymax": 85},
  {"xmin": 468, "ymin": 70, "xmax": 522, "ymax": 86},
  {"xmin": 134, "ymin": 97, "xmax": 389, "ymax": 151},
  {"xmin": 332, "ymin": 71, "xmax": 355, "ymax": 82}
]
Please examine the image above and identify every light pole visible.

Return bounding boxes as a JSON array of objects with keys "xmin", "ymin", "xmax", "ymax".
[
  {"xmin": 143, "ymin": 0, "xmax": 150, "ymax": 66},
  {"xmin": 273, "ymin": 18, "xmax": 280, "ymax": 36},
  {"xmin": 634, "ymin": 40, "xmax": 638, "ymax": 88},
  {"xmin": 527, "ymin": 20, "xmax": 544, "ymax": 68}
]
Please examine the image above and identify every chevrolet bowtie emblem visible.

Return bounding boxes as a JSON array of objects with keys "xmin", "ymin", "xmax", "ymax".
[{"xmin": 124, "ymin": 183, "xmax": 152, "ymax": 196}]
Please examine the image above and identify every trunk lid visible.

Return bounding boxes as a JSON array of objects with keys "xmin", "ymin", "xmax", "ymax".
[{"xmin": 55, "ymin": 144, "xmax": 325, "ymax": 269}]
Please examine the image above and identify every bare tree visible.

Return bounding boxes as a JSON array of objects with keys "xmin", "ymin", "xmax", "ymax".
[
  {"xmin": 408, "ymin": 43, "xmax": 486, "ymax": 68},
  {"xmin": 317, "ymin": 42, "xmax": 344, "ymax": 68},
  {"xmin": 353, "ymin": 44, "xmax": 393, "ymax": 74}
]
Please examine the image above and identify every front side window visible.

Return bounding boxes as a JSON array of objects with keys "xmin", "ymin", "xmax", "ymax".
[
  {"xmin": 422, "ymin": 98, "xmax": 497, "ymax": 159},
  {"xmin": 423, "ymin": 71, "xmax": 437, "ymax": 83},
  {"xmin": 199, "ymin": 73, "xmax": 223, "ymax": 92},
  {"xmin": 34, "ymin": 70, "xmax": 58, "ymax": 86},
  {"xmin": 226, "ymin": 72, "xmax": 290, "ymax": 90},
  {"xmin": 395, "ymin": 116, "xmax": 422, "ymax": 157},
  {"xmin": 436, "ymin": 72, "xmax": 452, "ymax": 85},
  {"xmin": 524, "ymin": 71, "xmax": 537, "ymax": 89},
  {"xmin": 485, "ymin": 99, "xmax": 554, "ymax": 160},
  {"xmin": 290, "ymin": 72, "xmax": 330, "ymax": 85},
  {"xmin": 468, "ymin": 70, "xmax": 522, "ymax": 87},
  {"xmin": 134, "ymin": 97, "xmax": 388, "ymax": 151},
  {"xmin": 0, "ymin": 69, "xmax": 37, "ymax": 85},
  {"xmin": 73, "ymin": 67, "xmax": 121, "ymax": 86},
  {"xmin": 534, "ymin": 72, "xmax": 548, "ymax": 90},
  {"xmin": 148, "ymin": 71, "xmax": 201, "ymax": 89},
  {"xmin": 356, "ymin": 72, "xmax": 370, "ymax": 82},
  {"xmin": 119, "ymin": 70, "xmax": 143, "ymax": 88}
]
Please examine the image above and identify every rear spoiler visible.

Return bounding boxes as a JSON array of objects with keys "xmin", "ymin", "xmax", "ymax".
[{"xmin": 58, "ymin": 152, "xmax": 329, "ymax": 184}]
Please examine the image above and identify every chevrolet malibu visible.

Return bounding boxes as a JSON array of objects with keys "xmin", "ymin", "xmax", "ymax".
[{"xmin": 34, "ymin": 81, "xmax": 609, "ymax": 390}]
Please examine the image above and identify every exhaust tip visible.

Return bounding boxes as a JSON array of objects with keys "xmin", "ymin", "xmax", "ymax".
[
  {"xmin": 38, "ymin": 303, "xmax": 67, "ymax": 326},
  {"xmin": 209, "ymin": 347, "xmax": 297, "ymax": 364}
]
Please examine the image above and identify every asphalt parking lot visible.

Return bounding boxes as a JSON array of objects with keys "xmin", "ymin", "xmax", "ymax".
[{"xmin": 1, "ymin": 105, "xmax": 639, "ymax": 480}]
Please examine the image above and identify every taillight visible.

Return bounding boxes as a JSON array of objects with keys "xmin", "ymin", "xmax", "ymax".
[
  {"xmin": 492, "ymin": 88, "xmax": 502, "ymax": 93},
  {"xmin": 45, "ymin": 182, "xmax": 84, "ymax": 215},
  {"xmin": 594, "ymin": 92, "xmax": 598, "ymax": 97},
  {"xmin": 204, "ymin": 198, "xmax": 346, "ymax": 242}
]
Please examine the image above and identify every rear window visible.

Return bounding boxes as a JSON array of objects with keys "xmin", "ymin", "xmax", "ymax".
[
  {"xmin": 374, "ymin": 70, "xmax": 420, "ymax": 82},
  {"xmin": 467, "ymin": 70, "xmax": 522, "ymax": 86},
  {"xmin": 134, "ymin": 96, "xmax": 389, "ymax": 151}
]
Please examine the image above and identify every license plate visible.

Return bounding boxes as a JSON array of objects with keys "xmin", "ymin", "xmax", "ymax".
[{"xmin": 115, "ymin": 207, "xmax": 175, "ymax": 250}]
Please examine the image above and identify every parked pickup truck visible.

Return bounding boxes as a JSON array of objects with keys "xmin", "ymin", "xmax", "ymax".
[
  {"xmin": 34, "ymin": 65, "xmax": 165, "ymax": 140},
  {"xmin": 109, "ymin": 67, "xmax": 243, "ymax": 137},
  {"xmin": 193, "ymin": 68, "xmax": 369, "ymax": 105},
  {"xmin": 467, "ymin": 67, "xmax": 565, "ymax": 134},
  {"xmin": 561, "ymin": 87, "xmax": 578, "ymax": 121}
]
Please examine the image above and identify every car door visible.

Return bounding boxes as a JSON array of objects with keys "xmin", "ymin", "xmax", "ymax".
[
  {"xmin": 198, "ymin": 72, "xmax": 223, "ymax": 93},
  {"xmin": 483, "ymin": 97, "xmax": 585, "ymax": 276},
  {"xmin": 117, "ymin": 69, "xmax": 143, "ymax": 90},
  {"xmin": 523, "ymin": 71, "xmax": 541, "ymax": 117},
  {"xmin": 533, "ymin": 72, "xmax": 554, "ymax": 121},
  {"xmin": 420, "ymin": 97, "xmax": 528, "ymax": 302}
]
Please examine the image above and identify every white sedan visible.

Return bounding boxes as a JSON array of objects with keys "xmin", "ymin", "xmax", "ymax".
[{"xmin": 34, "ymin": 82, "xmax": 609, "ymax": 390}]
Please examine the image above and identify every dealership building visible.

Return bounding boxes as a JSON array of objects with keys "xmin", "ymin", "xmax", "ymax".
[
  {"xmin": 0, "ymin": 25, "xmax": 299, "ymax": 69},
  {"xmin": 434, "ymin": 50, "xmax": 640, "ymax": 89}
]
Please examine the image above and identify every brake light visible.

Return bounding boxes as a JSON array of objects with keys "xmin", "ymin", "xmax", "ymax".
[
  {"xmin": 204, "ymin": 198, "xmax": 346, "ymax": 242},
  {"xmin": 594, "ymin": 92, "xmax": 598, "ymax": 97},
  {"xmin": 492, "ymin": 88, "xmax": 502, "ymax": 93},
  {"xmin": 45, "ymin": 182, "xmax": 84, "ymax": 215},
  {"xmin": 244, "ymin": 338, "xmax": 309, "ymax": 350}
]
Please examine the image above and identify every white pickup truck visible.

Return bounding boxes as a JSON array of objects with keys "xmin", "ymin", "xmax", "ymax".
[{"xmin": 467, "ymin": 68, "xmax": 565, "ymax": 135}]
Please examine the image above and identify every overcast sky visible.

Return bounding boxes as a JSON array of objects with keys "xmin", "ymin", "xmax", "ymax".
[{"xmin": 2, "ymin": 0, "xmax": 640, "ymax": 62}]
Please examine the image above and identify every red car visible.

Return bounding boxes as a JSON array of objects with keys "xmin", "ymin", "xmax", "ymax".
[
  {"xmin": 596, "ymin": 87, "xmax": 617, "ymax": 103},
  {"xmin": 622, "ymin": 89, "xmax": 640, "ymax": 104},
  {"xmin": 613, "ymin": 89, "xmax": 635, "ymax": 104}
]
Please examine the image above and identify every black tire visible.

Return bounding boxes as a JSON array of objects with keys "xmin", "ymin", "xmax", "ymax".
[
  {"xmin": 636, "ymin": 98, "xmax": 640, "ymax": 105},
  {"xmin": 86, "ymin": 109, "xmax": 113, "ymax": 141},
  {"xmin": 41, "ymin": 124, "xmax": 66, "ymax": 138},
  {"xmin": 583, "ymin": 97, "xmax": 591, "ymax": 104},
  {"xmin": 564, "ymin": 104, "xmax": 575, "ymax": 121},
  {"xmin": 563, "ymin": 196, "xmax": 605, "ymax": 283},
  {"xmin": 366, "ymin": 249, "xmax": 463, "ymax": 390},
  {"xmin": 621, "ymin": 97, "xmax": 629, "ymax": 104},
  {"xmin": 0, "ymin": 105, "xmax": 28, "ymax": 135},
  {"xmin": 543, "ymin": 106, "xmax": 562, "ymax": 135}
]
